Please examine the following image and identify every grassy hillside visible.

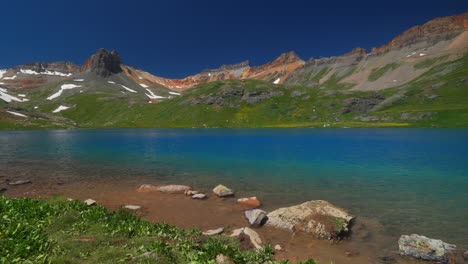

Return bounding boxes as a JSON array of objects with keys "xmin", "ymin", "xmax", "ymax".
[
  {"xmin": 1, "ymin": 55, "xmax": 467, "ymax": 129},
  {"xmin": 0, "ymin": 195, "xmax": 318, "ymax": 264}
]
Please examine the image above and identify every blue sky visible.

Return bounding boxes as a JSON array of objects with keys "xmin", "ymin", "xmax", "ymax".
[{"xmin": 0, "ymin": 0, "xmax": 466, "ymax": 78}]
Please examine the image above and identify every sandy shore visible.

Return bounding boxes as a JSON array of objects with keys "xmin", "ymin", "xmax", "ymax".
[{"xmin": 1, "ymin": 177, "xmax": 432, "ymax": 264}]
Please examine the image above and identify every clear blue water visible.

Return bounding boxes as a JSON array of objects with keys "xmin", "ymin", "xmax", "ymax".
[{"xmin": 1, "ymin": 128, "xmax": 467, "ymax": 247}]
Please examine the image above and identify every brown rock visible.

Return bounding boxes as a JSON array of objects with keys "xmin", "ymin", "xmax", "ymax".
[
  {"xmin": 156, "ymin": 185, "xmax": 192, "ymax": 194},
  {"xmin": 136, "ymin": 184, "xmax": 159, "ymax": 193},
  {"xmin": 237, "ymin": 197, "xmax": 261, "ymax": 209}
]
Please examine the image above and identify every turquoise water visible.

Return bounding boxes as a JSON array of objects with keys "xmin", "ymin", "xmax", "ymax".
[{"xmin": 1, "ymin": 128, "xmax": 467, "ymax": 247}]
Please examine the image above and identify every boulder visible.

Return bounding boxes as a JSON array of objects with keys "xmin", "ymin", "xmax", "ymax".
[
  {"xmin": 237, "ymin": 197, "xmax": 261, "ymax": 209},
  {"xmin": 136, "ymin": 184, "xmax": 159, "ymax": 193},
  {"xmin": 203, "ymin": 227, "xmax": 224, "ymax": 236},
  {"xmin": 245, "ymin": 209, "xmax": 267, "ymax": 227},
  {"xmin": 192, "ymin": 193, "xmax": 207, "ymax": 199},
  {"xmin": 156, "ymin": 185, "xmax": 192, "ymax": 194},
  {"xmin": 8, "ymin": 180, "xmax": 31, "ymax": 185},
  {"xmin": 84, "ymin": 199, "xmax": 96, "ymax": 206},
  {"xmin": 230, "ymin": 227, "xmax": 262, "ymax": 250},
  {"xmin": 266, "ymin": 200, "xmax": 354, "ymax": 240},
  {"xmin": 398, "ymin": 234, "xmax": 463, "ymax": 263},
  {"xmin": 136, "ymin": 184, "xmax": 192, "ymax": 194},
  {"xmin": 213, "ymin": 184, "xmax": 234, "ymax": 197}
]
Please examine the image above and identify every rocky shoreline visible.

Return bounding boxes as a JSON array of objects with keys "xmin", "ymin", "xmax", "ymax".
[{"xmin": 1, "ymin": 177, "xmax": 466, "ymax": 264}]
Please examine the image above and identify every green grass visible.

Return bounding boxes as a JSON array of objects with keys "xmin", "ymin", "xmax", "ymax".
[
  {"xmin": 0, "ymin": 195, "xmax": 319, "ymax": 264},
  {"xmin": 413, "ymin": 55, "xmax": 449, "ymax": 70},
  {"xmin": 368, "ymin": 63, "xmax": 400, "ymax": 81}
]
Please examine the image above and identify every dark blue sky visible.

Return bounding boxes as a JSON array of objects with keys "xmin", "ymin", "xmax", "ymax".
[{"xmin": 0, "ymin": 0, "xmax": 466, "ymax": 78}]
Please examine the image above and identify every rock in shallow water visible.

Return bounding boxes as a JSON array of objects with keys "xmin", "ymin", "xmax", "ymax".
[
  {"xmin": 213, "ymin": 184, "xmax": 234, "ymax": 197},
  {"xmin": 245, "ymin": 209, "xmax": 267, "ymax": 226},
  {"xmin": 191, "ymin": 193, "xmax": 207, "ymax": 199},
  {"xmin": 398, "ymin": 234, "xmax": 463, "ymax": 263},
  {"xmin": 266, "ymin": 200, "xmax": 354, "ymax": 240},
  {"xmin": 136, "ymin": 184, "xmax": 192, "ymax": 194},
  {"xmin": 237, "ymin": 197, "xmax": 261, "ymax": 208},
  {"xmin": 123, "ymin": 205, "xmax": 141, "ymax": 210}
]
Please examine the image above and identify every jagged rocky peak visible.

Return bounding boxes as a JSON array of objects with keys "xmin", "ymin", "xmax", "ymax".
[
  {"xmin": 82, "ymin": 48, "xmax": 123, "ymax": 77},
  {"xmin": 273, "ymin": 51, "xmax": 303, "ymax": 64},
  {"xmin": 202, "ymin": 60, "xmax": 251, "ymax": 73},
  {"xmin": 343, "ymin": 47, "xmax": 367, "ymax": 56},
  {"xmin": 12, "ymin": 62, "xmax": 80, "ymax": 74}
]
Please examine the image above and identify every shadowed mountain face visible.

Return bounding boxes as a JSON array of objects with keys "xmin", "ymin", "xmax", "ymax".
[{"xmin": 0, "ymin": 12, "xmax": 467, "ymax": 129}]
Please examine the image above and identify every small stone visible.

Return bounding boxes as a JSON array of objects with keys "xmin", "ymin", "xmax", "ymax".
[
  {"xmin": 216, "ymin": 254, "xmax": 234, "ymax": 264},
  {"xmin": 464, "ymin": 250, "xmax": 468, "ymax": 260},
  {"xmin": 203, "ymin": 227, "xmax": 224, "ymax": 236},
  {"xmin": 84, "ymin": 199, "xmax": 96, "ymax": 206},
  {"xmin": 243, "ymin": 227, "xmax": 262, "ymax": 250},
  {"xmin": 8, "ymin": 180, "xmax": 31, "ymax": 185},
  {"xmin": 237, "ymin": 197, "xmax": 261, "ymax": 209},
  {"xmin": 123, "ymin": 205, "xmax": 141, "ymax": 210},
  {"xmin": 184, "ymin": 190, "xmax": 199, "ymax": 196},
  {"xmin": 245, "ymin": 209, "xmax": 267, "ymax": 226},
  {"xmin": 67, "ymin": 198, "xmax": 73, "ymax": 201},
  {"xmin": 192, "ymin": 193, "xmax": 207, "ymax": 199},
  {"xmin": 274, "ymin": 244, "xmax": 283, "ymax": 251},
  {"xmin": 213, "ymin": 184, "xmax": 234, "ymax": 197}
]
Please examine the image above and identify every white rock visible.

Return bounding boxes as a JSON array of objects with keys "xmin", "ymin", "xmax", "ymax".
[
  {"xmin": 84, "ymin": 199, "xmax": 96, "ymax": 206},
  {"xmin": 123, "ymin": 205, "xmax": 141, "ymax": 210},
  {"xmin": 203, "ymin": 227, "xmax": 224, "ymax": 236},
  {"xmin": 192, "ymin": 193, "xmax": 207, "ymax": 199},
  {"xmin": 274, "ymin": 244, "xmax": 283, "ymax": 251}
]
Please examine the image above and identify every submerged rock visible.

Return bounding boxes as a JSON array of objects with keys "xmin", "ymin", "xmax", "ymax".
[
  {"xmin": 237, "ymin": 197, "xmax": 261, "ymax": 209},
  {"xmin": 398, "ymin": 234, "xmax": 462, "ymax": 263},
  {"xmin": 213, "ymin": 184, "xmax": 234, "ymax": 197},
  {"xmin": 156, "ymin": 185, "xmax": 192, "ymax": 194},
  {"xmin": 203, "ymin": 227, "xmax": 224, "ymax": 236},
  {"xmin": 136, "ymin": 184, "xmax": 192, "ymax": 194},
  {"xmin": 184, "ymin": 190, "xmax": 199, "ymax": 196},
  {"xmin": 245, "ymin": 209, "xmax": 267, "ymax": 226},
  {"xmin": 8, "ymin": 180, "xmax": 31, "ymax": 185},
  {"xmin": 123, "ymin": 205, "xmax": 141, "ymax": 210},
  {"xmin": 136, "ymin": 184, "xmax": 159, "ymax": 193},
  {"xmin": 192, "ymin": 193, "xmax": 207, "ymax": 199},
  {"xmin": 266, "ymin": 200, "xmax": 354, "ymax": 240}
]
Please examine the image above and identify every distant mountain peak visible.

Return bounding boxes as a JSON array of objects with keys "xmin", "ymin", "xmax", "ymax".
[
  {"xmin": 82, "ymin": 48, "xmax": 123, "ymax": 77},
  {"xmin": 273, "ymin": 51, "xmax": 302, "ymax": 64}
]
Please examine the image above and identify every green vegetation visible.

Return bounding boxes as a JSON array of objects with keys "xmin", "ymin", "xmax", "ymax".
[
  {"xmin": 413, "ymin": 55, "xmax": 449, "ymax": 70},
  {"xmin": 1, "ymin": 55, "xmax": 467, "ymax": 129},
  {"xmin": 368, "ymin": 63, "xmax": 400, "ymax": 81},
  {"xmin": 0, "ymin": 195, "xmax": 318, "ymax": 264}
]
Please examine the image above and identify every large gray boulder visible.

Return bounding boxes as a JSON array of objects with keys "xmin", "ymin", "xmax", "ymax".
[
  {"xmin": 245, "ymin": 209, "xmax": 267, "ymax": 226},
  {"xmin": 266, "ymin": 200, "xmax": 354, "ymax": 240},
  {"xmin": 398, "ymin": 234, "xmax": 463, "ymax": 263}
]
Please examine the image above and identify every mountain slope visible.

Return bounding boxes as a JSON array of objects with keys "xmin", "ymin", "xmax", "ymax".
[{"xmin": 0, "ymin": 12, "xmax": 467, "ymax": 129}]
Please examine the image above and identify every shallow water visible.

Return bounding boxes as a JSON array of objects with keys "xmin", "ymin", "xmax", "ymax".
[{"xmin": 1, "ymin": 128, "xmax": 467, "ymax": 248}]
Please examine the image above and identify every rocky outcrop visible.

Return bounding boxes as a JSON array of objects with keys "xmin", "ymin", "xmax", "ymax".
[
  {"xmin": 266, "ymin": 200, "xmax": 354, "ymax": 240},
  {"xmin": 82, "ymin": 48, "xmax": 123, "ymax": 77},
  {"xmin": 400, "ymin": 112, "xmax": 435, "ymax": 120},
  {"xmin": 372, "ymin": 13, "xmax": 467, "ymax": 53},
  {"xmin": 398, "ymin": 234, "xmax": 463, "ymax": 263},
  {"xmin": 341, "ymin": 94, "xmax": 386, "ymax": 114}
]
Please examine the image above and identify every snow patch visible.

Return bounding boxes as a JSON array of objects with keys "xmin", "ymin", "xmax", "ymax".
[
  {"xmin": 6, "ymin": 111, "xmax": 27, "ymax": 117},
  {"xmin": 73, "ymin": 79, "xmax": 84, "ymax": 82},
  {"xmin": 121, "ymin": 85, "xmax": 137, "ymax": 93},
  {"xmin": 273, "ymin": 78, "xmax": 280, "ymax": 84},
  {"xmin": 52, "ymin": 105, "xmax": 71, "ymax": 113},
  {"xmin": 169, "ymin": 92, "xmax": 181, "ymax": 95},
  {"xmin": 18, "ymin": 94, "xmax": 26, "ymax": 97},
  {"xmin": 139, "ymin": 83, "xmax": 149, "ymax": 88},
  {"xmin": 0, "ymin": 87, "xmax": 28, "ymax": 103},
  {"xmin": 107, "ymin": 81, "xmax": 116, "ymax": 84},
  {"xmin": 0, "ymin": 70, "xmax": 6, "ymax": 78},
  {"xmin": 419, "ymin": 53, "xmax": 426, "ymax": 57},
  {"xmin": 3, "ymin": 75, "xmax": 17, "ymax": 80},
  {"xmin": 47, "ymin": 84, "xmax": 81, "ymax": 100},
  {"xmin": 34, "ymin": 106, "xmax": 38, "ymax": 109},
  {"xmin": 20, "ymin": 69, "xmax": 72, "ymax": 77},
  {"xmin": 145, "ymin": 88, "xmax": 167, "ymax": 99}
]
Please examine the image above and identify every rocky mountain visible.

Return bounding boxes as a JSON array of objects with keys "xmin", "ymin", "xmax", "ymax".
[{"xmin": 0, "ymin": 12, "xmax": 467, "ymax": 129}]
